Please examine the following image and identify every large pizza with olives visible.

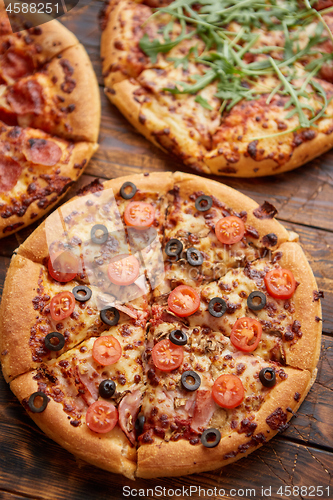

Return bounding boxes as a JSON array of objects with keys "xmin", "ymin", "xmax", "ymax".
[
  {"xmin": 0, "ymin": 171, "xmax": 322, "ymax": 479},
  {"xmin": 101, "ymin": 0, "xmax": 333, "ymax": 177},
  {"xmin": 0, "ymin": 2, "xmax": 100, "ymax": 237}
]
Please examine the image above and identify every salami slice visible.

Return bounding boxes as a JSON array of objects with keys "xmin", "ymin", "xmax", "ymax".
[
  {"xmin": 0, "ymin": 154, "xmax": 22, "ymax": 193},
  {"xmin": 7, "ymin": 80, "xmax": 44, "ymax": 115},
  {"xmin": 24, "ymin": 138, "xmax": 62, "ymax": 166},
  {"xmin": 0, "ymin": 50, "xmax": 34, "ymax": 81}
]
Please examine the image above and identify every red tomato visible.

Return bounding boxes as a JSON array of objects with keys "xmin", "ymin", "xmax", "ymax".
[
  {"xmin": 92, "ymin": 336, "xmax": 122, "ymax": 366},
  {"xmin": 152, "ymin": 339, "xmax": 183, "ymax": 372},
  {"xmin": 50, "ymin": 291, "xmax": 75, "ymax": 321},
  {"xmin": 86, "ymin": 401, "xmax": 118, "ymax": 433},
  {"xmin": 168, "ymin": 285, "xmax": 200, "ymax": 317},
  {"xmin": 215, "ymin": 216, "xmax": 245, "ymax": 245},
  {"xmin": 212, "ymin": 374, "xmax": 245, "ymax": 409},
  {"xmin": 124, "ymin": 202, "xmax": 155, "ymax": 228},
  {"xmin": 48, "ymin": 251, "xmax": 79, "ymax": 282},
  {"xmin": 264, "ymin": 268, "xmax": 296, "ymax": 300},
  {"xmin": 107, "ymin": 254, "xmax": 140, "ymax": 286},
  {"xmin": 230, "ymin": 317, "xmax": 262, "ymax": 352}
]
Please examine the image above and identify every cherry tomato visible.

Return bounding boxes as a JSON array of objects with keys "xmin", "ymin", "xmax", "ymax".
[
  {"xmin": 92, "ymin": 336, "xmax": 122, "ymax": 366},
  {"xmin": 230, "ymin": 317, "xmax": 262, "ymax": 352},
  {"xmin": 168, "ymin": 285, "xmax": 200, "ymax": 317},
  {"xmin": 264, "ymin": 268, "xmax": 296, "ymax": 300},
  {"xmin": 152, "ymin": 339, "xmax": 183, "ymax": 372},
  {"xmin": 124, "ymin": 202, "xmax": 155, "ymax": 229},
  {"xmin": 212, "ymin": 374, "xmax": 245, "ymax": 409},
  {"xmin": 48, "ymin": 251, "xmax": 79, "ymax": 282},
  {"xmin": 215, "ymin": 216, "xmax": 245, "ymax": 245},
  {"xmin": 86, "ymin": 401, "xmax": 118, "ymax": 433},
  {"xmin": 107, "ymin": 254, "xmax": 140, "ymax": 286},
  {"xmin": 50, "ymin": 291, "xmax": 75, "ymax": 321}
]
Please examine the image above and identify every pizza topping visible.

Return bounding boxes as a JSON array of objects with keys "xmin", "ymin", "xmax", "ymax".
[
  {"xmin": 208, "ymin": 297, "xmax": 227, "ymax": 318},
  {"xmin": 265, "ymin": 407, "xmax": 288, "ymax": 431},
  {"xmin": 100, "ymin": 307, "xmax": 120, "ymax": 326},
  {"xmin": 135, "ymin": 414, "xmax": 146, "ymax": 435},
  {"xmin": 264, "ymin": 268, "xmax": 296, "ymax": 300},
  {"xmin": 44, "ymin": 332, "xmax": 65, "ymax": 352},
  {"xmin": 253, "ymin": 202, "xmax": 278, "ymax": 220},
  {"xmin": 48, "ymin": 251, "xmax": 79, "ymax": 282},
  {"xmin": 0, "ymin": 154, "xmax": 22, "ymax": 192},
  {"xmin": 50, "ymin": 291, "xmax": 75, "ymax": 321},
  {"xmin": 91, "ymin": 224, "xmax": 109, "ymax": 244},
  {"xmin": 191, "ymin": 390, "xmax": 216, "ymax": 433},
  {"xmin": 168, "ymin": 285, "xmax": 200, "ymax": 317},
  {"xmin": 247, "ymin": 291, "xmax": 266, "ymax": 311},
  {"xmin": 169, "ymin": 329, "xmax": 188, "ymax": 346},
  {"xmin": 259, "ymin": 368, "xmax": 277, "ymax": 388},
  {"xmin": 118, "ymin": 390, "xmax": 142, "ymax": 445},
  {"xmin": 230, "ymin": 317, "xmax": 262, "ymax": 352},
  {"xmin": 28, "ymin": 391, "xmax": 49, "ymax": 413},
  {"xmin": 124, "ymin": 201, "xmax": 155, "ymax": 228},
  {"xmin": 215, "ymin": 216, "xmax": 245, "ymax": 245},
  {"xmin": 201, "ymin": 428, "xmax": 221, "ymax": 448},
  {"xmin": 152, "ymin": 339, "xmax": 183, "ymax": 372},
  {"xmin": 92, "ymin": 336, "xmax": 122, "ymax": 366},
  {"xmin": 86, "ymin": 401, "xmax": 118, "ymax": 434},
  {"xmin": 107, "ymin": 254, "xmax": 140, "ymax": 286},
  {"xmin": 0, "ymin": 50, "xmax": 34, "ymax": 81},
  {"xmin": 165, "ymin": 238, "xmax": 183, "ymax": 259},
  {"xmin": 120, "ymin": 181, "xmax": 137, "ymax": 200},
  {"xmin": 195, "ymin": 195, "xmax": 213, "ymax": 212},
  {"xmin": 72, "ymin": 285, "xmax": 92, "ymax": 302},
  {"xmin": 7, "ymin": 80, "xmax": 44, "ymax": 115},
  {"xmin": 212, "ymin": 374, "xmax": 245, "ymax": 409},
  {"xmin": 186, "ymin": 247, "xmax": 203, "ymax": 266},
  {"xmin": 23, "ymin": 138, "xmax": 62, "ymax": 166},
  {"xmin": 99, "ymin": 379, "xmax": 116, "ymax": 399},
  {"xmin": 181, "ymin": 371, "xmax": 201, "ymax": 392}
]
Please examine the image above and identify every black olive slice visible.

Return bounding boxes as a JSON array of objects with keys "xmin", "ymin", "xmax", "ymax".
[
  {"xmin": 44, "ymin": 332, "xmax": 65, "ymax": 352},
  {"xmin": 195, "ymin": 195, "xmax": 213, "ymax": 212},
  {"xmin": 28, "ymin": 391, "xmax": 49, "ymax": 413},
  {"xmin": 259, "ymin": 367, "xmax": 276, "ymax": 388},
  {"xmin": 165, "ymin": 239, "xmax": 183, "ymax": 259},
  {"xmin": 99, "ymin": 379, "xmax": 116, "ymax": 399},
  {"xmin": 91, "ymin": 224, "xmax": 108, "ymax": 244},
  {"xmin": 135, "ymin": 414, "xmax": 145, "ymax": 434},
  {"xmin": 120, "ymin": 181, "xmax": 137, "ymax": 200},
  {"xmin": 100, "ymin": 307, "xmax": 120, "ymax": 326},
  {"xmin": 169, "ymin": 329, "xmax": 187, "ymax": 346},
  {"xmin": 201, "ymin": 428, "xmax": 221, "ymax": 448},
  {"xmin": 247, "ymin": 291, "xmax": 266, "ymax": 311},
  {"xmin": 181, "ymin": 370, "xmax": 201, "ymax": 391},
  {"xmin": 72, "ymin": 285, "xmax": 92, "ymax": 302},
  {"xmin": 186, "ymin": 247, "xmax": 203, "ymax": 266},
  {"xmin": 208, "ymin": 297, "xmax": 227, "ymax": 318}
]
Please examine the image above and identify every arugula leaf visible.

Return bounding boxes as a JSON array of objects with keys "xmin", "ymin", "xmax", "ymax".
[{"xmin": 194, "ymin": 95, "xmax": 214, "ymax": 110}]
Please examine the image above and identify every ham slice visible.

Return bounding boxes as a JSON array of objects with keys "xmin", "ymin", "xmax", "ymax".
[
  {"xmin": 191, "ymin": 390, "xmax": 216, "ymax": 433},
  {"xmin": 0, "ymin": 153, "xmax": 22, "ymax": 192},
  {"xmin": 118, "ymin": 390, "xmax": 142, "ymax": 445},
  {"xmin": 23, "ymin": 138, "xmax": 62, "ymax": 166}
]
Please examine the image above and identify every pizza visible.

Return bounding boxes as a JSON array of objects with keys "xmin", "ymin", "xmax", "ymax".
[
  {"xmin": 0, "ymin": 2, "xmax": 100, "ymax": 237},
  {"xmin": 0, "ymin": 171, "xmax": 321, "ymax": 479},
  {"xmin": 100, "ymin": 0, "xmax": 333, "ymax": 177}
]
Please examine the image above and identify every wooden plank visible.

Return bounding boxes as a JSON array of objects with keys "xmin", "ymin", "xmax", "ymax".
[{"xmin": 0, "ymin": 492, "xmax": 36, "ymax": 500}]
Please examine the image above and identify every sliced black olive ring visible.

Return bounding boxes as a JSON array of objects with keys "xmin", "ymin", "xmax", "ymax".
[
  {"xmin": 100, "ymin": 307, "xmax": 120, "ymax": 326},
  {"xmin": 195, "ymin": 195, "xmax": 213, "ymax": 212},
  {"xmin": 181, "ymin": 370, "xmax": 201, "ymax": 391},
  {"xmin": 208, "ymin": 297, "xmax": 227, "ymax": 318},
  {"xmin": 28, "ymin": 391, "xmax": 49, "ymax": 413},
  {"xmin": 99, "ymin": 379, "xmax": 116, "ymax": 399},
  {"xmin": 165, "ymin": 238, "xmax": 183, "ymax": 259},
  {"xmin": 91, "ymin": 224, "xmax": 108, "ymax": 244},
  {"xmin": 186, "ymin": 247, "xmax": 203, "ymax": 266},
  {"xmin": 169, "ymin": 329, "xmax": 188, "ymax": 346},
  {"xmin": 201, "ymin": 428, "xmax": 221, "ymax": 448},
  {"xmin": 135, "ymin": 414, "xmax": 146, "ymax": 434},
  {"xmin": 44, "ymin": 332, "xmax": 65, "ymax": 352},
  {"xmin": 72, "ymin": 285, "xmax": 92, "ymax": 302},
  {"xmin": 247, "ymin": 291, "xmax": 266, "ymax": 311},
  {"xmin": 120, "ymin": 181, "xmax": 137, "ymax": 200},
  {"xmin": 259, "ymin": 367, "xmax": 276, "ymax": 388}
]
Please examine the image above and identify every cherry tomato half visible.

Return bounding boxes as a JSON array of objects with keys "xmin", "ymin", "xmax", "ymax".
[
  {"xmin": 124, "ymin": 201, "xmax": 155, "ymax": 229},
  {"xmin": 107, "ymin": 254, "xmax": 140, "ymax": 286},
  {"xmin": 86, "ymin": 401, "xmax": 118, "ymax": 433},
  {"xmin": 230, "ymin": 317, "xmax": 262, "ymax": 352},
  {"xmin": 92, "ymin": 336, "xmax": 122, "ymax": 366},
  {"xmin": 48, "ymin": 251, "xmax": 79, "ymax": 282},
  {"xmin": 264, "ymin": 268, "xmax": 296, "ymax": 300},
  {"xmin": 212, "ymin": 374, "xmax": 245, "ymax": 409},
  {"xmin": 152, "ymin": 339, "xmax": 183, "ymax": 372},
  {"xmin": 50, "ymin": 291, "xmax": 75, "ymax": 321},
  {"xmin": 215, "ymin": 216, "xmax": 245, "ymax": 245},
  {"xmin": 168, "ymin": 285, "xmax": 200, "ymax": 317}
]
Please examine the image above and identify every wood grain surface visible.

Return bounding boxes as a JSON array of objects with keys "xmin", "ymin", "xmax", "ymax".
[{"xmin": 0, "ymin": 1, "xmax": 332, "ymax": 499}]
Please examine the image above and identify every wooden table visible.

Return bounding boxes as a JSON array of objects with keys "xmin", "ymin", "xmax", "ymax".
[{"xmin": 1, "ymin": 2, "xmax": 332, "ymax": 499}]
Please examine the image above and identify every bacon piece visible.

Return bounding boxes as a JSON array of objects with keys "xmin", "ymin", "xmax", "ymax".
[
  {"xmin": 0, "ymin": 153, "xmax": 22, "ymax": 192},
  {"xmin": 0, "ymin": 50, "xmax": 34, "ymax": 82},
  {"xmin": 23, "ymin": 138, "xmax": 62, "ymax": 166},
  {"xmin": 7, "ymin": 80, "xmax": 44, "ymax": 115},
  {"xmin": 191, "ymin": 390, "xmax": 216, "ymax": 433},
  {"xmin": 118, "ymin": 390, "xmax": 142, "ymax": 445}
]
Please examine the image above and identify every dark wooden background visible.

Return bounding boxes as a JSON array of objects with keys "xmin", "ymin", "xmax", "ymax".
[{"xmin": 0, "ymin": 1, "xmax": 332, "ymax": 499}]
